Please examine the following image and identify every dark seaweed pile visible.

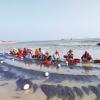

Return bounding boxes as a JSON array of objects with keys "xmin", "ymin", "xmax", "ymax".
[{"xmin": 16, "ymin": 79, "xmax": 100, "ymax": 100}]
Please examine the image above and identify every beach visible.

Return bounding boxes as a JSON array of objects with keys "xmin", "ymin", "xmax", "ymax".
[
  {"xmin": 0, "ymin": 79, "xmax": 98, "ymax": 100},
  {"xmin": 0, "ymin": 80, "xmax": 47, "ymax": 100},
  {"xmin": 0, "ymin": 39, "xmax": 100, "ymax": 100}
]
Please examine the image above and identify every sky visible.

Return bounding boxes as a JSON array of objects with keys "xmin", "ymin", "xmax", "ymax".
[{"xmin": 0, "ymin": 0, "xmax": 100, "ymax": 41}]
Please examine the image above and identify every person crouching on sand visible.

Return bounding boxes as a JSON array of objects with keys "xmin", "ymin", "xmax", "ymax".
[
  {"xmin": 44, "ymin": 51, "xmax": 51, "ymax": 60},
  {"xmin": 65, "ymin": 50, "xmax": 74, "ymax": 60},
  {"xmin": 23, "ymin": 48, "xmax": 27, "ymax": 57},
  {"xmin": 81, "ymin": 51, "xmax": 92, "ymax": 63},
  {"xmin": 43, "ymin": 51, "xmax": 52, "ymax": 66},
  {"xmin": 25, "ymin": 48, "xmax": 33, "ymax": 59},
  {"xmin": 38, "ymin": 48, "xmax": 45, "ymax": 60},
  {"xmin": 18, "ymin": 49, "xmax": 24, "ymax": 60}
]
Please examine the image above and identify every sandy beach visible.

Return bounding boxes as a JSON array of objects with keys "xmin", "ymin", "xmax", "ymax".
[
  {"xmin": 0, "ymin": 79, "xmax": 99, "ymax": 100},
  {"xmin": 0, "ymin": 80, "xmax": 46, "ymax": 100}
]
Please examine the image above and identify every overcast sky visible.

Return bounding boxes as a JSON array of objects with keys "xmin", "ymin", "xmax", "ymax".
[{"xmin": 0, "ymin": 0, "xmax": 100, "ymax": 41}]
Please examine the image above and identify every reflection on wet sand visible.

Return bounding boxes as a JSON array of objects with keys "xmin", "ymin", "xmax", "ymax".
[{"xmin": 81, "ymin": 63, "xmax": 93, "ymax": 74}]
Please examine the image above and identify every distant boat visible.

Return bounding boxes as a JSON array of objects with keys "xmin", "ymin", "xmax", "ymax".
[
  {"xmin": 61, "ymin": 39, "xmax": 65, "ymax": 40},
  {"xmin": 97, "ymin": 43, "xmax": 100, "ymax": 46},
  {"xmin": 70, "ymin": 38, "xmax": 72, "ymax": 40},
  {"xmin": 0, "ymin": 41, "xmax": 16, "ymax": 44}
]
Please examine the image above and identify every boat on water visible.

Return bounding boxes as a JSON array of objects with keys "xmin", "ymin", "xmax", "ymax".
[{"xmin": 0, "ymin": 41, "xmax": 16, "ymax": 44}]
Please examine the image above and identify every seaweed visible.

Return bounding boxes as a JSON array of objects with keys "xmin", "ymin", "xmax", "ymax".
[
  {"xmin": 41, "ymin": 84, "xmax": 57, "ymax": 100},
  {"xmin": 89, "ymin": 85, "xmax": 100, "ymax": 100},
  {"xmin": 73, "ymin": 87, "xmax": 84, "ymax": 98},
  {"xmin": 81, "ymin": 86, "xmax": 90, "ymax": 95}
]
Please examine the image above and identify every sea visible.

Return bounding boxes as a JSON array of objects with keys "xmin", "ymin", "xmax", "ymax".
[{"xmin": 0, "ymin": 38, "xmax": 100, "ymax": 59}]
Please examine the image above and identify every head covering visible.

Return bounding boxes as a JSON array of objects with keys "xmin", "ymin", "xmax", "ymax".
[
  {"xmin": 85, "ymin": 51, "xmax": 89, "ymax": 54},
  {"xmin": 45, "ymin": 51, "xmax": 50, "ymax": 56},
  {"xmin": 55, "ymin": 50, "xmax": 59, "ymax": 54},
  {"xmin": 39, "ymin": 48, "xmax": 41, "ymax": 51},
  {"xmin": 68, "ymin": 49, "xmax": 73, "ymax": 53}
]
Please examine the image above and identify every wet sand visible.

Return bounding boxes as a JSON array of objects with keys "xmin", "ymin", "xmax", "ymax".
[
  {"xmin": 0, "ymin": 53, "xmax": 100, "ymax": 100},
  {"xmin": 0, "ymin": 80, "xmax": 46, "ymax": 100},
  {"xmin": 0, "ymin": 79, "xmax": 99, "ymax": 100}
]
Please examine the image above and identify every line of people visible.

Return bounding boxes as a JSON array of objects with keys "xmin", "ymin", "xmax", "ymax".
[{"xmin": 10, "ymin": 48, "xmax": 93, "ymax": 65}]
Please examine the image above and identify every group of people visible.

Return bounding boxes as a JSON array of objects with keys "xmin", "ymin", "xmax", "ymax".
[
  {"xmin": 64, "ymin": 50, "xmax": 92, "ymax": 63},
  {"xmin": 10, "ymin": 48, "xmax": 32, "ymax": 60},
  {"xmin": 10, "ymin": 48, "xmax": 93, "ymax": 65}
]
